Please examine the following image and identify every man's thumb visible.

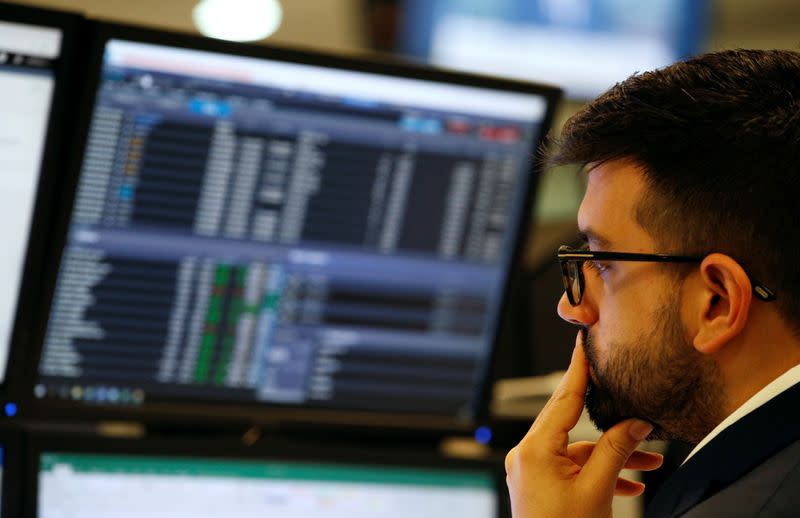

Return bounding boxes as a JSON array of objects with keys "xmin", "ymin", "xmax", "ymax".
[{"xmin": 583, "ymin": 419, "xmax": 653, "ymax": 484}]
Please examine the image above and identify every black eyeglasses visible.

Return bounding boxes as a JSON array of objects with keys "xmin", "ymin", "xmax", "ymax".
[{"xmin": 557, "ymin": 245, "xmax": 777, "ymax": 306}]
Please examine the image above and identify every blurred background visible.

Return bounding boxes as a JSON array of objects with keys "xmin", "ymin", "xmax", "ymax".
[{"xmin": 3, "ymin": 1, "xmax": 799, "ymax": 516}]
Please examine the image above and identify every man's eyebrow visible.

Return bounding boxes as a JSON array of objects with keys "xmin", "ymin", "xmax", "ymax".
[{"xmin": 577, "ymin": 228, "xmax": 612, "ymax": 248}]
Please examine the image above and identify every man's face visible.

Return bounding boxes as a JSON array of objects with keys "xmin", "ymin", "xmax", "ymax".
[{"xmin": 556, "ymin": 160, "xmax": 724, "ymax": 443}]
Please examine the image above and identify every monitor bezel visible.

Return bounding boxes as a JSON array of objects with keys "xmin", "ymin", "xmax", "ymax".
[
  {"xmin": 24, "ymin": 432, "xmax": 509, "ymax": 518},
  {"xmin": 0, "ymin": 424, "xmax": 23, "ymax": 518},
  {"xmin": 22, "ymin": 20, "xmax": 561, "ymax": 433},
  {"xmin": 0, "ymin": 3, "xmax": 87, "ymax": 412}
]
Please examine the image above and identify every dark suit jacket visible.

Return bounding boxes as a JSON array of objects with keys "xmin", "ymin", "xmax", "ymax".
[{"xmin": 646, "ymin": 381, "xmax": 800, "ymax": 517}]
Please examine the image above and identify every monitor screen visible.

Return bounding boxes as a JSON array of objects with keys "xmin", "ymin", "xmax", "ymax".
[
  {"xmin": 0, "ymin": 17, "xmax": 63, "ymax": 384},
  {"xmin": 401, "ymin": 0, "xmax": 708, "ymax": 99},
  {"xmin": 32, "ymin": 26, "xmax": 559, "ymax": 428},
  {"xmin": 37, "ymin": 450, "xmax": 498, "ymax": 517}
]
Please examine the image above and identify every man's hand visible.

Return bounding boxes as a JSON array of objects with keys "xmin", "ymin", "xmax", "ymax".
[{"xmin": 504, "ymin": 335, "xmax": 663, "ymax": 518}]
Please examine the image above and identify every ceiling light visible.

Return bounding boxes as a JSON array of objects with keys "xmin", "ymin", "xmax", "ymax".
[{"xmin": 193, "ymin": 0, "xmax": 283, "ymax": 42}]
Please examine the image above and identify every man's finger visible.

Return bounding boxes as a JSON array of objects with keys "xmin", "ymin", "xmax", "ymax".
[
  {"xmin": 614, "ymin": 478, "xmax": 646, "ymax": 497},
  {"xmin": 566, "ymin": 441, "xmax": 595, "ymax": 466},
  {"xmin": 567, "ymin": 441, "xmax": 664, "ymax": 471},
  {"xmin": 623, "ymin": 450, "xmax": 663, "ymax": 471},
  {"xmin": 527, "ymin": 334, "xmax": 590, "ymax": 439},
  {"xmin": 582, "ymin": 418, "xmax": 654, "ymax": 490}
]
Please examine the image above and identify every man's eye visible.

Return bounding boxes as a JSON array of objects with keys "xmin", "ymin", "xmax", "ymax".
[{"xmin": 586, "ymin": 261, "xmax": 610, "ymax": 274}]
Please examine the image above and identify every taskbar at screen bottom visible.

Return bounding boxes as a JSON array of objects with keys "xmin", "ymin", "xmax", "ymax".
[{"xmin": 28, "ymin": 378, "xmax": 481, "ymax": 427}]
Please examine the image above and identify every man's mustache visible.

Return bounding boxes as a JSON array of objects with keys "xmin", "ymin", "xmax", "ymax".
[{"xmin": 579, "ymin": 326, "xmax": 602, "ymax": 387}]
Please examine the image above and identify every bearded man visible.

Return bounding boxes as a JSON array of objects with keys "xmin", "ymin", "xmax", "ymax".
[{"xmin": 505, "ymin": 49, "xmax": 800, "ymax": 517}]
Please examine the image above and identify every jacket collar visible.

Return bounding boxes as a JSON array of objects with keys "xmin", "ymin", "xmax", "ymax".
[{"xmin": 646, "ymin": 381, "xmax": 800, "ymax": 517}]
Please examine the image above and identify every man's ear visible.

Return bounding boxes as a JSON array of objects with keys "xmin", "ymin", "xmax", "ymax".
[{"xmin": 689, "ymin": 253, "xmax": 753, "ymax": 354}]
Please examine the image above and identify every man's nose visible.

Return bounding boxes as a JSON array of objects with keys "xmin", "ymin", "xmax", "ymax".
[{"xmin": 556, "ymin": 291, "xmax": 598, "ymax": 327}]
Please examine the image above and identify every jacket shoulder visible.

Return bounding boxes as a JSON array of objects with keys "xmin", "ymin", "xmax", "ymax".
[{"xmin": 681, "ymin": 438, "xmax": 800, "ymax": 517}]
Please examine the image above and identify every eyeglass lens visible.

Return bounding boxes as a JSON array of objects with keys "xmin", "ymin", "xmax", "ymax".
[{"xmin": 561, "ymin": 260, "xmax": 583, "ymax": 305}]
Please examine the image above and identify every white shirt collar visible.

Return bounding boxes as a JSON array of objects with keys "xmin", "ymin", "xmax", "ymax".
[{"xmin": 682, "ymin": 363, "xmax": 800, "ymax": 464}]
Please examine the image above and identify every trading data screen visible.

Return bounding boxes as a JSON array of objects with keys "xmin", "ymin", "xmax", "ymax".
[
  {"xmin": 38, "ymin": 452, "xmax": 497, "ymax": 518},
  {"xmin": 34, "ymin": 39, "xmax": 551, "ymax": 421},
  {"xmin": 0, "ymin": 20, "xmax": 62, "ymax": 384}
]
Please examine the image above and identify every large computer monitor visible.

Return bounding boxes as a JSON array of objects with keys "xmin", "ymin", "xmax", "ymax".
[
  {"xmin": 0, "ymin": 3, "xmax": 83, "ymax": 404},
  {"xmin": 29, "ymin": 22, "xmax": 560, "ymax": 430},
  {"xmin": 27, "ymin": 435, "xmax": 506, "ymax": 517}
]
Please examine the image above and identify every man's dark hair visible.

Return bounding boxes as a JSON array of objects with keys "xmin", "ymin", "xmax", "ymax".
[{"xmin": 545, "ymin": 49, "xmax": 800, "ymax": 332}]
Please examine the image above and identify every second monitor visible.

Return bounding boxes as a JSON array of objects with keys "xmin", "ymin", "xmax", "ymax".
[{"xmin": 29, "ymin": 435, "xmax": 506, "ymax": 517}]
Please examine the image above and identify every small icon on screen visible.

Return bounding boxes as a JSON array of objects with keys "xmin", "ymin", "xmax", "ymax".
[
  {"xmin": 71, "ymin": 386, "xmax": 84, "ymax": 401},
  {"xmin": 132, "ymin": 389, "xmax": 145, "ymax": 405}
]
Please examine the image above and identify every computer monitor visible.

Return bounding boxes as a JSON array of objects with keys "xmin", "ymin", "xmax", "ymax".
[
  {"xmin": 29, "ymin": 22, "xmax": 560, "ymax": 430},
  {"xmin": 0, "ymin": 3, "xmax": 83, "ymax": 402},
  {"xmin": 28, "ymin": 435, "xmax": 506, "ymax": 517},
  {"xmin": 400, "ymin": 0, "xmax": 708, "ymax": 99}
]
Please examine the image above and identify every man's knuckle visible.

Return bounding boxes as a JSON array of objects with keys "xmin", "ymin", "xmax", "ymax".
[
  {"xmin": 517, "ymin": 442, "xmax": 548, "ymax": 466},
  {"xmin": 603, "ymin": 438, "xmax": 632, "ymax": 460},
  {"xmin": 504, "ymin": 448, "xmax": 517, "ymax": 473}
]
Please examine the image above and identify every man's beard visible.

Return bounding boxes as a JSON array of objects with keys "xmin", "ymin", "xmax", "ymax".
[{"xmin": 581, "ymin": 298, "xmax": 725, "ymax": 444}]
